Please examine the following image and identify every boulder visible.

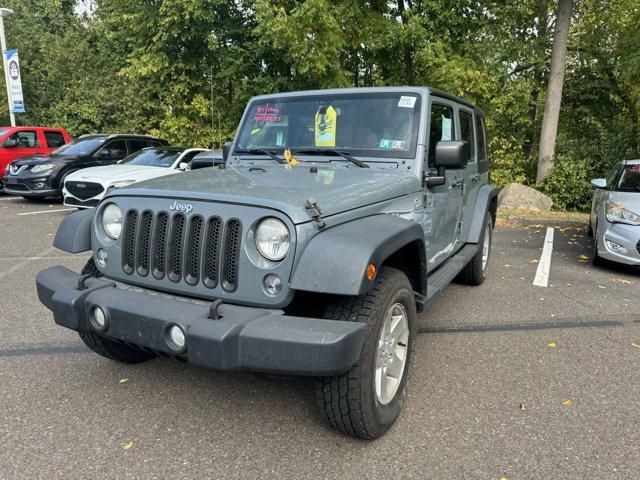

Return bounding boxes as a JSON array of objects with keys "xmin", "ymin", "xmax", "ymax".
[{"xmin": 497, "ymin": 183, "xmax": 553, "ymax": 211}]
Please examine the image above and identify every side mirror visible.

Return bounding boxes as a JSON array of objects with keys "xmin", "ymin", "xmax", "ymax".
[
  {"xmin": 3, "ymin": 138, "xmax": 17, "ymax": 148},
  {"xmin": 434, "ymin": 141, "xmax": 469, "ymax": 170},
  {"xmin": 178, "ymin": 162, "xmax": 189, "ymax": 171},
  {"xmin": 222, "ymin": 141, "xmax": 233, "ymax": 162},
  {"xmin": 590, "ymin": 178, "xmax": 607, "ymax": 189},
  {"xmin": 96, "ymin": 149, "xmax": 112, "ymax": 158}
]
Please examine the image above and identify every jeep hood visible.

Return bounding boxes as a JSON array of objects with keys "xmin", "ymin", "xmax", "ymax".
[{"xmin": 116, "ymin": 164, "xmax": 416, "ymax": 224}]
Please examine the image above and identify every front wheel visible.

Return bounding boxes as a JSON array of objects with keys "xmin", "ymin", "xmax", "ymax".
[{"xmin": 314, "ymin": 267, "xmax": 416, "ymax": 439}]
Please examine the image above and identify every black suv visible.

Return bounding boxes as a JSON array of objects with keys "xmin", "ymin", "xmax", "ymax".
[{"xmin": 3, "ymin": 134, "xmax": 168, "ymax": 200}]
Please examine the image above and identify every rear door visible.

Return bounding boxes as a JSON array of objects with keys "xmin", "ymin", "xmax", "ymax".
[{"xmin": 423, "ymin": 99, "xmax": 464, "ymax": 270}]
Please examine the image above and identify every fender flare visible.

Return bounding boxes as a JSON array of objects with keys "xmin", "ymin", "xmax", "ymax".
[
  {"xmin": 290, "ymin": 214, "xmax": 425, "ymax": 296},
  {"xmin": 467, "ymin": 184, "xmax": 499, "ymax": 244},
  {"xmin": 53, "ymin": 208, "xmax": 94, "ymax": 253}
]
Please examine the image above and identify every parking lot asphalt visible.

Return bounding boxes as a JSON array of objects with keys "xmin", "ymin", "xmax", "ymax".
[{"xmin": 0, "ymin": 196, "xmax": 638, "ymax": 480}]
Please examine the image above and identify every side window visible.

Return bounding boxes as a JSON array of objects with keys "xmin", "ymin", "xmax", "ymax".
[
  {"xmin": 428, "ymin": 104, "xmax": 454, "ymax": 168},
  {"xmin": 475, "ymin": 116, "xmax": 487, "ymax": 161},
  {"xmin": 9, "ymin": 130, "xmax": 38, "ymax": 147},
  {"xmin": 128, "ymin": 139, "xmax": 150, "ymax": 153},
  {"xmin": 44, "ymin": 131, "xmax": 66, "ymax": 148},
  {"xmin": 459, "ymin": 110, "xmax": 475, "ymax": 162},
  {"xmin": 100, "ymin": 139, "xmax": 127, "ymax": 158}
]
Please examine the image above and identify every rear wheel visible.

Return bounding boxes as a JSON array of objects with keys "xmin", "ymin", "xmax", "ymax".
[
  {"xmin": 457, "ymin": 213, "xmax": 493, "ymax": 285},
  {"xmin": 78, "ymin": 258, "xmax": 155, "ymax": 364},
  {"xmin": 314, "ymin": 267, "xmax": 416, "ymax": 439}
]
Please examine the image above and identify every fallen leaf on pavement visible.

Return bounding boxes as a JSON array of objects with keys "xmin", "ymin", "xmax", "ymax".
[
  {"xmin": 562, "ymin": 399, "xmax": 573, "ymax": 406},
  {"xmin": 547, "ymin": 342, "xmax": 557, "ymax": 348},
  {"xmin": 597, "ymin": 285, "xmax": 606, "ymax": 289},
  {"xmin": 578, "ymin": 254, "xmax": 589, "ymax": 263},
  {"xmin": 119, "ymin": 378, "xmax": 129, "ymax": 384},
  {"xmin": 123, "ymin": 441, "xmax": 133, "ymax": 450},
  {"xmin": 616, "ymin": 279, "xmax": 633, "ymax": 285},
  {"xmin": 529, "ymin": 259, "xmax": 539, "ymax": 263},
  {"xmin": 631, "ymin": 342, "xmax": 640, "ymax": 349},
  {"xmin": 519, "ymin": 403, "xmax": 527, "ymax": 411}
]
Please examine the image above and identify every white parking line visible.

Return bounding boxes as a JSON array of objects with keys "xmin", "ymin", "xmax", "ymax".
[
  {"xmin": 533, "ymin": 227, "xmax": 554, "ymax": 287},
  {"xmin": 0, "ymin": 196, "xmax": 20, "ymax": 201},
  {"xmin": 18, "ymin": 208, "xmax": 75, "ymax": 216}
]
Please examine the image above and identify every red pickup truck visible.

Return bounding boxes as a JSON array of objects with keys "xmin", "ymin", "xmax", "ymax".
[{"xmin": 0, "ymin": 126, "xmax": 71, "ymax": 190}]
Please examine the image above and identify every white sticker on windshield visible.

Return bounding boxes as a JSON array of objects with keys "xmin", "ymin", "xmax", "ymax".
[{"xmin": 398, "ymin": 96, "xmax": 417, "ymax": 108}]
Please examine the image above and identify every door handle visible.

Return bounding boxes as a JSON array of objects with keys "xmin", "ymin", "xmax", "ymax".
[{"xmin": 471, "ymin": 173, "xmax": 480, "ymax": 182}]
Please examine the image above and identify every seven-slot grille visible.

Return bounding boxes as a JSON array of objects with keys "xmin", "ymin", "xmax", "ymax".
[
  {"xmin": 122, "ymin": 209, "xmax": 242, "ymax": 291},
  {"xmin": 65, "ymin": 181, "xmax": 104, "ymax": 200}
]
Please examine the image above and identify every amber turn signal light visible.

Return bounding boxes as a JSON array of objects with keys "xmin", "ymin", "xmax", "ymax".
[{"xmin": 366, "ymin": 263, "xmax": 377, "ymax": 280}]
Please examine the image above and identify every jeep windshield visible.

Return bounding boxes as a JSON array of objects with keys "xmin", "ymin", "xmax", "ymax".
[{"xmin": 234, "ymin": 92, "xmax": 421, "ymax": 161}]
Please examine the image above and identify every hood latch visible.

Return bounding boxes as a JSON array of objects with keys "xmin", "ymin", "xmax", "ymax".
[{"xmin": 305, "ymin": 198, "xmax": 326, "ymax": 230}]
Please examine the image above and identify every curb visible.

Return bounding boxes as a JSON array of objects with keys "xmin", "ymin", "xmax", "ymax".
[{"xmin": 497, "ymin": 215, "xmax": 588, "ymax": 230}]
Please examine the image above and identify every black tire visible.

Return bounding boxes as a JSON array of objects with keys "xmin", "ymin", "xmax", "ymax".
[
  {"xmin": 457, "ymin": 213, "xmax": 493, "ymax": 285},
  {"xmin": 591, "ymin": 224, "xmax": 605, "ymax": 267},
  {"xmin": 81, "ymin": 257, "xmax": 101, "ymax": 277},
  {"xmin": 314, "ymin": 267, "xmax": 416, "ymax": 439},
  {"xmin": 77, "ymin": 258, "xmax": 155, "ymax": 364}
]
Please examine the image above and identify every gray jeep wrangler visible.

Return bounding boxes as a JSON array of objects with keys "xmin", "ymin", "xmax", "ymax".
[{"xmin": 37, "ymin": 87, "xmax": 497, "ymax": 439}]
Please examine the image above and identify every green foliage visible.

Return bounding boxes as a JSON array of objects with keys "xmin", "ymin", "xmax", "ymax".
[
  {"xmin": 541, "ymin": 155, "xmax": 595, "ymax": 211},
  {"xmin": 0, "ymin": 0, "xmax": 636, "ymax": 211}
]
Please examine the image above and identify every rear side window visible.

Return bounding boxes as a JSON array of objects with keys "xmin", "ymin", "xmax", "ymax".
[
  {"xmin": 9, "ymin": 130, "xmax": 38, "ymax": 147},
  {"xmin": 428, "ymin": 104, "xmax": 454, "ymax": 168},
  {"xmin": 44, "ymin": 131, "xmax": 66, "ymax": 148},
  {"xmin": 128, "ymin": 139, "xmax": 161, "ymax": 152},
  {"xmin": 459, "ymin": 110, "xmax": 475, "ymax": 162}
]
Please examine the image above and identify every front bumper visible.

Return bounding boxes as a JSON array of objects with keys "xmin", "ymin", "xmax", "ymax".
[
  {"xmin": 4, "ymin": 175, "xmax": 59, "ymax": 197},
  {"xmin": 36, "ymin": 266, "xmax": 365, "ymax": 375},
  {"xmin": 597, "ymin": 221, "xmax": 640, "ymax": 266}
]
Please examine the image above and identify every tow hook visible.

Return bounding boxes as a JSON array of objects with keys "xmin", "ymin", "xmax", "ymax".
[{"xmin": 305, "ymin": 198, "xmax": 326, "ymax": 230}]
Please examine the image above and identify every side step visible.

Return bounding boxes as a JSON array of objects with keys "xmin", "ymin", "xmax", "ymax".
[{"xmin": 425, "ymin": 244, "xmax": 478, "ymax": 301}]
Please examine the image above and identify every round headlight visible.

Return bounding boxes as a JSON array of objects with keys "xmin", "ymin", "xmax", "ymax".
[
  {"xmin": 255, "ymin": 218, "xmax": 290, "ymax": 261},
  {"xmin": 102, "ymin": 203, "xmax": 123, "ymax": 239}
]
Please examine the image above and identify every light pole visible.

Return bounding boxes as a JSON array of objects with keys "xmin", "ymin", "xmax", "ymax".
[{"xmin": 0, "ymin": 7, "xmax": 15, "ymax": 126}]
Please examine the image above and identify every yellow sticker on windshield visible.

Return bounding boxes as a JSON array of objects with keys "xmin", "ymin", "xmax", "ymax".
[{"xmin": 315, "ymin": 106, "xmax": 337, "ymax": 147}]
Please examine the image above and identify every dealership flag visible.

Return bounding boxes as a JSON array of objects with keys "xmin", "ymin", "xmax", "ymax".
[{"xmin": 5, "ymin": 49, "xmax": 24, "ymax": 113}]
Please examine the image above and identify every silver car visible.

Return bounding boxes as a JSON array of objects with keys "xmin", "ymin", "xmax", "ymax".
[{"xmin": 589, "ymin": 159, "xmax": 640, "ymax": 266}]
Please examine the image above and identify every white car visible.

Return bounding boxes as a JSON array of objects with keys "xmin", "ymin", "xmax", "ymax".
[{"xmin": 63, "ymin": 147, "xmax": 208, "ymax": 208}]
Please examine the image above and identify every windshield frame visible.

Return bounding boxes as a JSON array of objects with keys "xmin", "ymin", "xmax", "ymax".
[{"xmin": 232, "ymin": 92, "xmax": 423, "ymax": 161}]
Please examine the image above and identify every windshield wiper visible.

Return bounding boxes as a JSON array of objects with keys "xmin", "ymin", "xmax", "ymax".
[
  {"xmin": 234, "ymin": 148, "xmax": 286, "ymax": 164},
  {"xmin": 294, "ymin": 149, "xmax": 369, "ymax": 168}
]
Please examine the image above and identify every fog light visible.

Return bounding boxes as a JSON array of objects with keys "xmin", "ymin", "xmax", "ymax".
[
  {"xmin": 263, "ymin": 273, "xmax": 282, "ymax": 296},
  {"xmin": 33, "ymin": 182, "xmax": 45, "ymax": 189},
  {"xmin": 606, "ymin": 240, "xmax": 629, "ymax": 255},
  {"xmin": 96, "ymin": 248, "xmax": 108, "ymax": 268},
  {"xmin": 91, "ymin": 306, "xmax": 106, "ymax": 329},
  {"xmin": 168, "ymin": 325, "xmax": 186, "ymax": 349}
]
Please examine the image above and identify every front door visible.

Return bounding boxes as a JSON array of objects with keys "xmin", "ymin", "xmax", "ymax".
[{"xmin": 423, "ymin": 100, "xmax": 464, "ymax": 271}]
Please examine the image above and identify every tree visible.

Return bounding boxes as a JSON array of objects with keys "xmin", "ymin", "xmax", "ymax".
[{"xmin": 537, "ymin": 0, "xmax": 574, "ymax": 183}]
